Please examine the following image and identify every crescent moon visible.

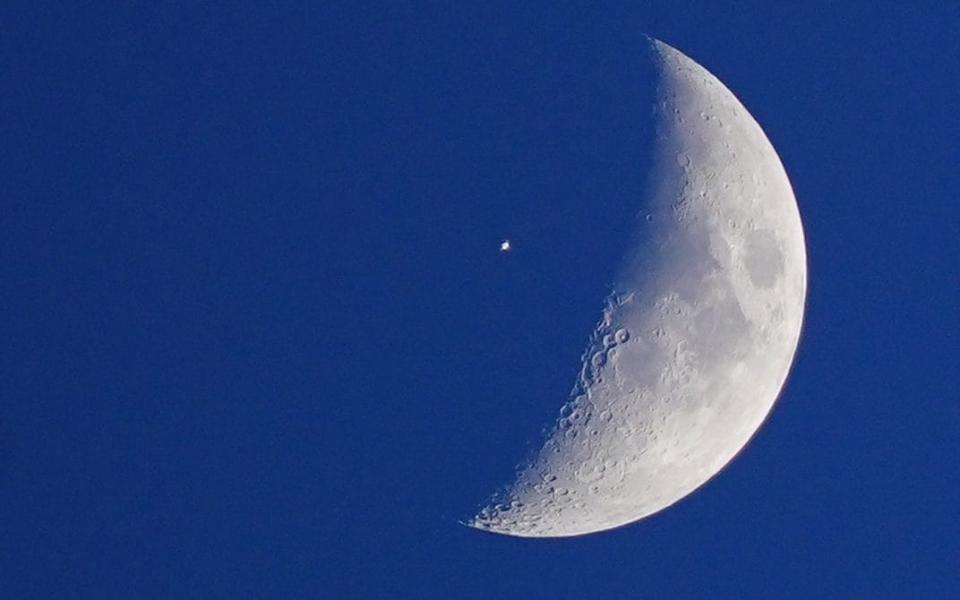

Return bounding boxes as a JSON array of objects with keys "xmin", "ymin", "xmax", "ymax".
[{"xmin": 470, "ymin": 38, "xmax": 807, "ymax": 537}]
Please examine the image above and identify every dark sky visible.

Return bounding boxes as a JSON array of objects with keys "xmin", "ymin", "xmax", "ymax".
[{"xmin": 2, "ymin": 2, "xmax": 957, "ymax": 598}]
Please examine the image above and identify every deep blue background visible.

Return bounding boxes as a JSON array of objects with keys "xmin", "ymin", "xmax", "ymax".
[{"xmin": 2, "ymin": 2, "xmax": 957, "ymax": 597}]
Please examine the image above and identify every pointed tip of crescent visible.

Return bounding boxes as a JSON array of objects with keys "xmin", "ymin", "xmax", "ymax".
[
  {"xmin": 644, "ymin": 35, "xmax": 671, "ymax": 53},
  {"xmin": 461, "ymin": 511, "xmax": 538, "ymax": 538}
]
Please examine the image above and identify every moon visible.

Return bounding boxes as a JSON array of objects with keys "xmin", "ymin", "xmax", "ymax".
[{"xmin": 469, "ymin": 38, "xmax": 807, "ymax": 537}]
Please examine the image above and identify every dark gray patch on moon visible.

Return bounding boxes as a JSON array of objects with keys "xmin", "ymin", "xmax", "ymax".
[{"xmin": 744, "ymin": 229, "xmax": 783, "ymax": 288}]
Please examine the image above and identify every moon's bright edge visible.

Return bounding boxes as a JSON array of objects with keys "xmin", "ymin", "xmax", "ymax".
[{"xmin": 469, "ymin": 38, "xmax": 807, "ymax": 537}]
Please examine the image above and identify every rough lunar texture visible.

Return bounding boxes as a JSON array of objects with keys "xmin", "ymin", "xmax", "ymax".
[{"xmin": 470, "ymin": 39, "xmax": 807, "ymax": 537}]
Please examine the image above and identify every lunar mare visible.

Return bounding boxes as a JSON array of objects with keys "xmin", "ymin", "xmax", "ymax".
[{"xmin": 470, "ymin": 39, "xmax": 807, "ymax": 537}]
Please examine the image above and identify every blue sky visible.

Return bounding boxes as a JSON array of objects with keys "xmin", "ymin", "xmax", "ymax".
[{"xmin": 2, "ymin": 2, "xmax": 957, "ymax": 598}]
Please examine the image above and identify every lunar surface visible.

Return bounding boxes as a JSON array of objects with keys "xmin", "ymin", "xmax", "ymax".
[{"xmin": 469, "ymin": 39, "xmax": 807, "ymax": 537}]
